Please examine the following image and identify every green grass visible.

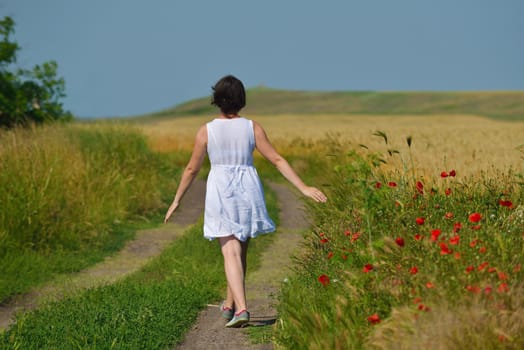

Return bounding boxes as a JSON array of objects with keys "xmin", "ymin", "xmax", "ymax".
[
  {"xmin": 0, "ymin": 224, "xmax": 134, "ymax": 302},
  {"xmin": 143, "ymin": 88, "xmax": 524, "ymax": 121},
  {"xmin": 247, "ymin": 326, "xmax": 273, "ymax": 345},
  {"xmin": 2, "ymin": 279, "xmax": 210, "ymax": 349}
]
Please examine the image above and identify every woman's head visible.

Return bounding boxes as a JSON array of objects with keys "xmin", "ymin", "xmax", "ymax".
[{"xmin": 211, "ymin": 75, "xmax": 246, "ymax": 115}]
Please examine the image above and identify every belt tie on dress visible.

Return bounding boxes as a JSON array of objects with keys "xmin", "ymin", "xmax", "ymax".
[{"xmin": 224, "ymin": 166, "xmax": 247, "ymax": 198}]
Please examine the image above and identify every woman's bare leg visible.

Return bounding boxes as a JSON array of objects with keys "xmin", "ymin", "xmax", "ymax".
[{"xmin": 220, "ymin": 236, "xmax": 249, "ymax": 312}]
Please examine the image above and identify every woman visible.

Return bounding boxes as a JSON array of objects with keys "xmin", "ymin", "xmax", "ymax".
[{"xmin": 164, "ymin": 75, "xmax": 326, "ymax": 327}]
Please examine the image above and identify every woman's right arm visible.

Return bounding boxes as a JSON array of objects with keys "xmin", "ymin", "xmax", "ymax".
[
  {"xmin": 164, "ymin": 125, "xmax": 208, "ymax": 223},
  {"xmin": 253, "ymin": 121, "xmax": 327, "ymax": 203}
]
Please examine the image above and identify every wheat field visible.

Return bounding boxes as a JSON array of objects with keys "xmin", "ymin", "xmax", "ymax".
[{"xmin": 139, "ymin": 114, "xmax": 524, "ymax": 177}]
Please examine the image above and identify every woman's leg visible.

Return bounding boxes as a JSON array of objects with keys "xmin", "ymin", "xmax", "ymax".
[
  {"xmin": 241, "ymin": 238, "xmax": 249, "ymax": 277},
  {"xmin": 220, "ymin": 236, "xmax": 249, "ymax": 312}
]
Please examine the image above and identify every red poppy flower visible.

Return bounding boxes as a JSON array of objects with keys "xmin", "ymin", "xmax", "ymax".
[
  {"xmin": 440, "ymin": 171, "xmax": 449, "ymax": 178},
  {"xmin": 478, "ymin": 262, "xmax": 489, "ymax": 271},
  {"xmin": 468, "ymin": 212, "xmax": 482, "ymax": 223},
  {"xmin": 444, "ymin": 212, "xmax": 454, "ymax": 219},
  {"xmin": 318, "ymin": 274, "xmax": 330, "ymax": 286},
  {"xmin": 409, "ymin": 266, "xmax": 418, "ymax": 275},
  {"xmin": 440, "ymin": 242, "xmax": 452, "ymax": 255},
  {"xmin": 445, "ymin": 188, "xmax": 452, "ymax": 196},
  {"xmin": 497, "ymin": 283, "xmax": 509, "ymax": 293},
  {"xmin": 498, "ymin": 272, "xmax": 508, "ymax": 280},
  {"xmin": 418, "ymin": 304, "xmax": 430, "ymax": 311},
  {"xmin": 413, "ymin": 297, "xmax": 422, "ymax": 304},
  {"xmin": 453, "ymin": 222, "xmax": 462, "ymax": 233},
  {"xmin": 351, "ymin": 232, "xmax": 361, "ymax": 242},
  {"xmin": 471, "ymin": 225, "xmax": 481, "ymax": 230},
  {"xmin": 449, "ymin": 169, "xmax": 456, "ymax": 177},
  {"xmin": 415, "ymin": 217, "xmax": 425, "ymax": 225},
  {"xmin": 320, "ymin": 238, "xmax": 329, "ymax": 243},
  {"xmin": 327, "ymin": 252, "xmax": 334, "ymax": 259},
  {"xmin": 484, "ymin": 286, "xmax": 492, "ymax": 295},
  {"xmin": 466, "ymin": 285, "xmax": 480, "ymax": 293},
  {"xmin": 344, "ymin": 230, "xmax": 351, "ymax": 236},
  {"xmin": 479, "ymin": 246, "xmax": 487, "ymax": 253},
  {"xmin": 395, "ymin": 237, "xmax": 405, "ymax": 247},
  {"xmin": 367, "ymin": 313, "xmax": 381, "ymax": 325},
  {"xmin": 388, "ymin": 181, "xmax": 397, "ymax": 187},
  {"xmin": 470, "ymin": 239, "xmax": 478, "ymax": 248},
  {"xmin": 430, "ymin": 229, "xmax": 442, "ymax": 241},
  {"xmin": 426, "ymin": 282, "xmax": 435, "ymax": 288},
  {"xmin": 375, "ymin": 182, "xmax": 382, "ymax": 189},
  {"xmin": 499, "ymin": 199, "xmax": 513, "ymax": 208},
  {"xmin": 488, "ymin": 267, "xmax": 497, "ymax": 273},
  {"xmin": 454, "ymin": 252, "xmax": 461, "ymax": 260},
  {"xmin": 416, "ymin": 181, "xmax": 424, "ymax": 194},
  {"xmin": 449, "ymin": 235, "xmax": 460, "ymax": 245},
  {"xmin": 414, "ymin": 234, "xmax": 423, "ymax": 241},
  {"xmin": 341, "ymin": 254, "xmax": 347, "ymax": 260},
  {"xmin": 363, "ymin": 263, "xmax": 374, "ymax": 273},
  {"xmin": 465, "ymin": 265, "xmax": 474, "ymax": 273}
]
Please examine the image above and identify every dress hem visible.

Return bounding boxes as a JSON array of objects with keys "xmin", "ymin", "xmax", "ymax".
[{"xmin": 204, "ymin": 227, "xmax": 276, "ymax": 242}]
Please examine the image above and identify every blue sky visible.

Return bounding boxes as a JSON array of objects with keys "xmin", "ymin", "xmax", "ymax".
[{"xmin": 2, "ymin": 0, "xmax": 523, "ymax": 118}]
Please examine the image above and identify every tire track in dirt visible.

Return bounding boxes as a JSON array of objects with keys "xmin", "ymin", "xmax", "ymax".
[{"xmin": 175, "ymin": 182, "xmax": 310, "ymax": 350}]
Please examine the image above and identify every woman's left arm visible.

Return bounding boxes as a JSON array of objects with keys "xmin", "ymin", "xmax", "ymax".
[{"xmin": 164, "ymin": 125, "xmax": 207, "ymax": 223}]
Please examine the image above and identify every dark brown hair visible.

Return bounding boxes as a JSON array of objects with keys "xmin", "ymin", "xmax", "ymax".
[{"xmin": 211, "ymin": 75, "xmax": 246, "ymax": 114}]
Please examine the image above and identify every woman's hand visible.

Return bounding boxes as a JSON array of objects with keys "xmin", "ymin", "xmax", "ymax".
[
  {"xmin": 302, "ymin": 186, "xmax": 327, "ymax": 203},
  {"xmin": 164, "ymin": 201, "xmax": 180, "ymax": 224}
]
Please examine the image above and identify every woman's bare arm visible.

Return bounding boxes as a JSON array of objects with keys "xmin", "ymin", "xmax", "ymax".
[
  {"xmin": 253, "ymin": 120, "xmax": 327, "ymax": 203},
  {"xmin": 164, "ymin": 125, "xmax": 208, "ymax": 223}
]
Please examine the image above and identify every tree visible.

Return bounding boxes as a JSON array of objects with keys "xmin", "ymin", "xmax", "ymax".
[{"xmin": 0, "ymin": 16, "xmax": 72, "ymax": 128}]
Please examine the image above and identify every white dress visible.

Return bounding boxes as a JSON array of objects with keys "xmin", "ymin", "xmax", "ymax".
[{"xmin": 203, "ymin": 117, "xmax": 276, "ymax": 241}]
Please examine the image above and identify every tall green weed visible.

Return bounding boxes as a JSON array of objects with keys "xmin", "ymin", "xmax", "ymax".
[
  {"xmin": 0, "ymin": 123, "xmax": 181, "ymax": 302},
  {"xmin": 276, "ymin": 135, "xmax": 524, "ymax": 349}
]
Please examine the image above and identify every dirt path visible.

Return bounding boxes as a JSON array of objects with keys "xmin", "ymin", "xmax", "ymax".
[
  {"xmin": 176, "ymin": 182, "xmax": 309, "ymax": 350},
  {"xmin": 0, "ymin": 180, "xmax": 309, "ymax": 350}
]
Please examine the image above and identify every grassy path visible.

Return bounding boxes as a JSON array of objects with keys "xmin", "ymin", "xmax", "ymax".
[
  {"xmin": 0, "ymin": 180, "xmax": 206, "ymax": 331},
  {"xmin": 0, "ymin": 180, "xmax": 309, "ymax": 350},
  {"xmin": 176, "ymin": 182, "xmax": 310, "ymax": 349}
]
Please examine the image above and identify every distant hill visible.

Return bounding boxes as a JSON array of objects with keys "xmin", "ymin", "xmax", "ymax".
[{"xmin": 149, "ymin": 88, "xmax": 524, "ymax": 120}]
